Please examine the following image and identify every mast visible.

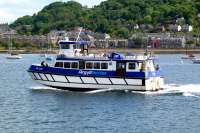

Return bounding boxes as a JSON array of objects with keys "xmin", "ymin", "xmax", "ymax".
[
  {"xmin": 75, "ymin": 27, "xmax": 83, "ymax": 49},
  {"xmin": 76, "ymin": 27, "xmax": 83, "ymax": 42},
  {"xmin": 9, "ymin": 32, "xmax": 12, "ymax": 54}
]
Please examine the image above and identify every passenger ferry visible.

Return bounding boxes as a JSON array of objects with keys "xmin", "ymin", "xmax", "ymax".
[{"xmin": 28, "ymin": 37, "xmax": 164, "ymax": 92}]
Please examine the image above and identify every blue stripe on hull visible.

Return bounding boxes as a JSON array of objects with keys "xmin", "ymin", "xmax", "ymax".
[
  {"xmin": 28, "ymin": 65, "xmax": 161, "ymax": 78},
  {"xmin": 28, "ymin": 65, "xmax": 144, "ymax": 78}
]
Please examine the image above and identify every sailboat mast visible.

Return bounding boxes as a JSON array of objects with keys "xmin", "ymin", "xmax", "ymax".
[
  {"xmin": 76, "ymin": 27, "xmax": 82, "ymax": 42},
  {"xmin": 9, "ymin": 32, "xmax": 12, "ymax": 54},
  {"xmin": 75, "ymin": 28, "xmax": 83, "ymax": 49}
]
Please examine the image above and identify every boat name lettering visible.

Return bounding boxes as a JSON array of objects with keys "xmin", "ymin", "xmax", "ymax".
[
  {"xmin": 78, "ymin": 70, "xmax": 107, "ymax": 76},
  {"xmin": 78, "ymin": 70, "xmax": 92, "ymax": 75}
]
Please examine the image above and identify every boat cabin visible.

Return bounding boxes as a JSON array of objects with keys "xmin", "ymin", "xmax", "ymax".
[
  {"xmin": 58, "ymin": 37, "xmax": 89, "ymax": 57},
  {"xmin": 54, "ymin": 57, "xmax": 156, "ymax": 77}
]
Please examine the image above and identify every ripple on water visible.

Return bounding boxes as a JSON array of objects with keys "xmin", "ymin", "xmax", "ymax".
[{"xmin": 0, "ymin": 54, "xmax": 200, "ymax": 133}]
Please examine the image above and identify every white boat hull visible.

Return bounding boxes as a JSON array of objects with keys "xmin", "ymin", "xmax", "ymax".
[
  {"xmin": 192, "ymin": 59, "xmax": 200, "ymax": 64},
  {"xmin": 6, "ymin": 55, "xmax": 22, "ymax": 59},
  {"xmin": 29, "ymin": 72, "xmax": 164, "ymax": 91},
  {"xmin": 181, "ymin": 57, "xmax": 195, "ymax": 59}
]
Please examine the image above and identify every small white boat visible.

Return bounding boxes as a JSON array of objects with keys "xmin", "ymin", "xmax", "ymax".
[
  {"xmin": 6, "ymin": 33, "xmax": 22, "ymax": 59},
  {"xmin": 40, "ymin": 54, "xmax": 46, "ymax": 57},
  {"xmin": 181, "ymin": 54, "xmax": 195, "ymax": 59},
  {"xmin": 6, "ymin": 53, "xmax": 22, "ymax": 59},
  {"xmin": 192, "ymin": 59, "xmax": 200, "ymax": 64},
  {"xmin": 40, "ymin": 54, "xmax": 53, "ymax": 61},
  {"xmin": 45, "ymin": 55, "xmax": 53, "ymax": 61}
]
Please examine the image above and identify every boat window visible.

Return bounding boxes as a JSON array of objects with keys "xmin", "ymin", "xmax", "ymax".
[
  {"xmin": 86, "ymin": 62, "xmax": 93, "ymax": 69},
  {"xmin": 61, "ymin": 44, "xmax": 70, "ymax": 49},
  {"xmin": 79, "ymin": 60, "xmax": 85, "ymax": 69},
  {"xmin": 101, "ymin": 63, "xmax": 108, "ymax": 69},
  {"xmin": 55, "ymin": 62, "xmax": 63, "ymax": 68},
  {"xmin": 73, "ymin": 44, "xmax": 80, "ymax": 49},
  {"xmin": 117, "ymin": 62, "xmax": 125, "ymax": 69},
  {"xmin": 64, "ymin": 62, "xmax": 71, "ymax": 68},
  {"xmin": 94, "ymin": 62, "xmax": 100, "ymax": 69},
  {"xmin": 128, "ymin": 63, "xmax": 136, "ymax": 70},
  {"xmin": 71, "ymin": 62, "xmax": 78, "ymax": 69}
]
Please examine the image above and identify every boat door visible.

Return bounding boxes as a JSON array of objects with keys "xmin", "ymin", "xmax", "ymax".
[{"xmin": 116, "ymin": 62, "xmax": 126, "ymax": 77}]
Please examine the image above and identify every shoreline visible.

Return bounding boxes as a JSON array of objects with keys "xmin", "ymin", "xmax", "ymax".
[{"xmin": 1, "ymin": 48, "xmax": 200, "ymax": 54}]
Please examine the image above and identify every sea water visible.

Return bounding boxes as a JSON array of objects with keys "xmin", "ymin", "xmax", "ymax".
[{"xmin": 0, "ymin": 54, "xmax": 200, "ymax": 133}]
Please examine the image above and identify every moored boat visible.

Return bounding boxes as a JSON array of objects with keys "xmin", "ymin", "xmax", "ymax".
[
  {"xmin": 6, "ymin": 33, "xmax": 22, "ymax": 59},
  {"xmin": 6, "ymin": 53, "xmax": 22, "ymax": 59},
  {"xmin": 28, "ymin": 37, "xmax": 164, "ymax": 92},
  {"xmin": 181, "ymin": 54, "xmax": 195, "ymax": 59},
  {"xmin": 45, "ymin": 56, "xmax": 53, "ymax": 61},
  {"xmin": 192, "ymin": 58, "xmax": 200, "ymax": 64}
]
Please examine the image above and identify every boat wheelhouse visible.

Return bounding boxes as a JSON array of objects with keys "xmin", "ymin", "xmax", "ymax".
[{"xmin": 28, "ymin": 37, "xmax": 164, "ymax": 92}]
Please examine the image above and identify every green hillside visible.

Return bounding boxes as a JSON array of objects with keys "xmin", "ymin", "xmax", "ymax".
[{"xmin": 11, "ymin": 0, "xmax": 200, "ymax": 38}]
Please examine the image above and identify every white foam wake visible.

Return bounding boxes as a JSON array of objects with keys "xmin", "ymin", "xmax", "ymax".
[
  {"xmin": 132, "ymin": 84, "xmax": 200, "ymax": 97},
  {"xmin": 29, "ymin": 84, "xmax": 200, "ymax": 97},
  {"xmin": 170, "ymin": 84, "xmax": 200, "ymax": 97},
  {"xmin": 30, "ymin": 86, "xmax": 68, "ymax": 92}
]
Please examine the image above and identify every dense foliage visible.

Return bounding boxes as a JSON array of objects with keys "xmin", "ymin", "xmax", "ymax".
[{"xmin": 11, "ymin": 0, "xmax": 200, "ymax": 38}]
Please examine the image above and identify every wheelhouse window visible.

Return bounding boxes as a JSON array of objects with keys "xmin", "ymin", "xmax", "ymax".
[
  {"xmin": 55, "ymin": 62, "xmax": 63, "ymax": 68},
  {"xmin": 64, "ymin": 62, "xmax": 71, "ymax": 68},
  {"xmin": 71, "ymin": 62, "xmax": 78, "ymax": 69},
  {"xmin": 101, "ymin": 63, "xmax": 108, "ymax": 69},
  {"xmin": 73, "ymin": 44, "xmax": 80, "ymax": 49},
  {"xmin": 60, "ymin": 44, "xmax": 70, "ymax": 49},
  {"xmin": 86, "ymin": 62, "xmax": 93, "ymax": 69},
  {"xmin": 94, "ymin": 62, "xmax": 100, "ymax": 69},
  {"xmin": 128, "ymin": 63, "xmax": 136, "ymax": 70},
  {"xmin": 117, "ymin": 62, "xmax": 125, "ymax": 69}
]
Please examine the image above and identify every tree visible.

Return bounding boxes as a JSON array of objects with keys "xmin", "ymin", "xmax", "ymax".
[{"xmin": 11, "ymin": 0, "xmax": 200, "ymax": 38}]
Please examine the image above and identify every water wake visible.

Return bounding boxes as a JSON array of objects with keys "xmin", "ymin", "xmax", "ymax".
[
  {"xmin": 29, "ymin": 84, "xmax": 200, "ymax": 97},
  {"xmin": 30, "ymin": 86, "xmax": 68, "ymax": 92},
  {"xmin": 132, "ymin": 84, "xmax": 200, "ymax": 97}
]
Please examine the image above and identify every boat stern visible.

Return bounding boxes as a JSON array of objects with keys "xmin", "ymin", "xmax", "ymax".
[{"xmin": 145, "ymin": 77, "xmax": 164, "ymax": 91}]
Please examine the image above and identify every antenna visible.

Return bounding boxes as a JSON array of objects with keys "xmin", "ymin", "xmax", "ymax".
[
  {"xmin": 75, "ymin": 27, "xmax": 83, "ymax": 49},
  {"xmin": 76, "ymin": 27, "xmax": 83, "ymax": 42}
]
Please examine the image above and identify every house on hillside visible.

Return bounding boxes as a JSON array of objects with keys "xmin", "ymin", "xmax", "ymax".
[
  {"xmin": 154, "ymin": 25, "xmax": 165, "ymax": 32},
  {"xmin": 134, "ymin": 24, "xmax": 139, "ymax": 30},
  {"xmin": 47, "ymin": 30, "xmax": 67, "ymax": 44},
  {"xmin": 197, "ymin": 14, "xmax": 200, "ymax": 19},
  {"xmin": 0, "ymin": 23, "xmax": 10, "ymax": 33},
  {"xmin": 168, "ymin": 24, "xmax": 182, "ymax": 32},
  {"xmin": 181, "ymin": 25, "xmax": 193, "ymax": 32},
  {"xmin": 159, "ymin": 37, "xmax": 186, "ymax": 48}
]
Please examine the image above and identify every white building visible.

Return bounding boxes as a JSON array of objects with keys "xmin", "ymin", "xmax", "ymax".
[
  {"xmin": 0, "ymin": 23, "xmax": 9, "ymax": 33},
  {"xmin": 168, "ymin": 24, "xmax": 182, "ymax": 32}
]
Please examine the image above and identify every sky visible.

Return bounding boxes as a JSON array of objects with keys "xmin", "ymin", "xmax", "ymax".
[{"xmin": 0, "ymin": 0, "xmax": 106, "ymax": 24}]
